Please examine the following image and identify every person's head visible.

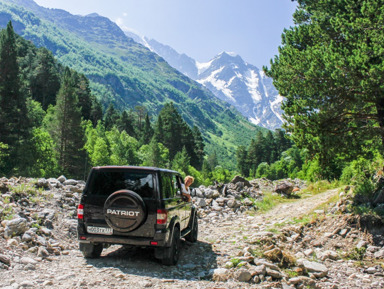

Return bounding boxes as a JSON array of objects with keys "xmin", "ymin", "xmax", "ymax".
[{"xmin": 184, "ymin": 176, "xmax": 194, "ymax": 188}]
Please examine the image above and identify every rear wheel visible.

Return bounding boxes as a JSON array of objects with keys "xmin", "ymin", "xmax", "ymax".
[
  {"xmin": 162, "ymin": 227, "xmax": 181, "ymax": 265},
  {"xmin": 79, "ymin": 243, "xmax": 103, "ymax": 258},
  {"xmin": 185, "ymin": 213, "xmax": 198, "ymax": 243}
]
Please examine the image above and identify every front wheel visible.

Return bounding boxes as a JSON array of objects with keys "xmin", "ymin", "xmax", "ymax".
[
  {"xmin": 185, "ymin": 214, "xmax": 198, "ymax": 243},
  {"xmin": 79, "ymin": 243, "xmax": 103, "ymax": 258},
  {"xmin": 162, "ymin": 227, "xmax": 181, "ymax": 265}
]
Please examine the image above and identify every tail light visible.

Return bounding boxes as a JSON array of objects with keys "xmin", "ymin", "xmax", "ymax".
[
  {"xmin": 156, "ymin": 209, "xmax": 167, "ymax": 224},
  {"xmin": 77, "ymin": 204, "xmax": 84, "ymax": 219}
]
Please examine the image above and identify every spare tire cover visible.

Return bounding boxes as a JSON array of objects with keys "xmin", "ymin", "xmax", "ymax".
[{"xmin": 104, "ymin": 190, "xmax": 147, "ymax": 232}]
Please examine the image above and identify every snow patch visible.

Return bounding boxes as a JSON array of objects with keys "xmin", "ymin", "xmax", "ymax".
[
  {"xmin": 246, "ymin": 69, "xmax": 262, "ymax": 102},
  {"xmin": 196, "ymin": 60, "xmax": 213, "ymax": 75},
  {"xmin": 198, "ymin": 67, "xmax": 236, "ymax": 102}
]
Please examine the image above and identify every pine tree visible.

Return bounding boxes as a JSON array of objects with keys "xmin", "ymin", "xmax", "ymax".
[
  {"xmin": 48, "ymin": 67, "xmax": 85, "ymax": 178},
  {"xmin": 30, "ymin": 48, "xmax": 61, "ymax": 109},
  {"xmin": 117, "ymin": 110, "xmax": 135, "ymax": 137},
  {"xmin": 0, "ymin": 21, "xmax": 32, "ymax": 175},
  {"xmin": 139, "ymin": 113, "xmax": 154, "ymax": 145},
  {"xmin": 192, "ymin": 126, "xmax": 205, "ymax": 170},
  {"xmin": 104, "ymin": 104, "xmax": 119, "ymax": 131}
]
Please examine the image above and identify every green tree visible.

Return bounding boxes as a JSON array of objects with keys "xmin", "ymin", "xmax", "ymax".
[
  {"xmin": 172, "ymin": 146, "xmax": 190, "ymax": 175},
  {"xmin": 265, "ymin": 0, "xmax": 384, "ymax": 178},
  {"xmin": 117, "ymin": 110, "xmax": 135, "ymax": 137},
  {"xmin": 29, "ymin": 48, "xmax": 61, "ymax": 109},
  {"xmin": 104, "ymin": 104, "xmax": 119, "ymax": 131},
  {"xmin": 139, "ymin": 113, "xmax": 154, "ymax": 145},
  {"xmin": 106, "ymin": 127, "xmax": 140, "ymax": 165},
  {"xmin": 0, "ymin": 21, "xmax": 32, "ymax": 175},
  {"xmin": 236, "ymin": 145, "xmax": 249, "ymax": 177},
  {"xmin": 84, "ymin": 121, "xmax": 110, "ymax": 166},
  {"xmin": 48, "ymin": 68, "xmax": 85, "ymax": 178},
  {"xmin": 139, "ymin": 137, "xmax": 169, "ymax": 168}
]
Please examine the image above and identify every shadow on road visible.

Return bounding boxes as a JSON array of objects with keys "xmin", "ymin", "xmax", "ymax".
[{"xmin": 85, "ymin": 239, "xmax": 218, "ymax": 281}]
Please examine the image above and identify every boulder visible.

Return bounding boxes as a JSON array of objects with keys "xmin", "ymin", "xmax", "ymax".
[
  {"xmin": 4, "ymin": 217, "xmax": 29, "ymax": 238},
  {"xmin": 230, "ymin": 176, "xmax": 251, "ymax": 188},
  {"xmin": 302, "ymin": 260, "xmax": 328, "ymax": 278},
  {"xmin": 274, "ymin": 181, "xmax": 294, "ymax": 195},
  {"xmin": 235, "ymin": 269, "xmax": 252, "ymax": 282},
  {"xmin": 212, "ymin": 268, "xmax": 231, "ymax": 281}
]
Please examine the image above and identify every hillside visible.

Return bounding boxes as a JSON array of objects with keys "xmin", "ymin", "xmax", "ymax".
[{"xmin": 0, "ymin": 0, "xmax": 266, "ymax": 167}]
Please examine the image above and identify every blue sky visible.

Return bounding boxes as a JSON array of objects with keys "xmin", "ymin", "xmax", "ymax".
[{"xmin": 34, "ymin": 0, "xmax": 297, "ymax": 68}]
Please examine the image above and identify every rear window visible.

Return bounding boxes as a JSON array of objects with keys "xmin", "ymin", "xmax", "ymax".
[{"xmin": 87, "ymin": 169, "xmax": 155, "ymax": 198}]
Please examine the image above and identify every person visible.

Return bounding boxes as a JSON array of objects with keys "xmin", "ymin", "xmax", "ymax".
[{"xmin": 181, "ymin": 175, "xmax": 194, "ymax": 202}]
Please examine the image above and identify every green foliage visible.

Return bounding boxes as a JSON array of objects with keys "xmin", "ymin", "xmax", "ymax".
[
  {"xmin": 0, "ymin": 21, "xmax": 32, "ymax": 176},
  {"xmin": 46, "ymin": 68, "xmax": 85, "ymax": 178},
  {"xmin": 106, "ymin": 128, "xmax": 139, "ymax": 165},
  {"xmin": 138, "ymin": 138, "xmax": 169, "ymax": 168},
  {"xmin": 171, "ymin": 147, "xmax": 190, "ymax": 176},
  {"xmin": 265, "ymin": 0, "xmax": 384, "ymax": 179}
]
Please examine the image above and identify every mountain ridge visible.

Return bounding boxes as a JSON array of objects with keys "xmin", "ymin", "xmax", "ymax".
[
  {"xmin": 0, "ymin": 0, "xmax": 266, "ymax": 168},
  {"xmin": 135, "ymin": 35, "xmax": 284, "ymax": 130}
]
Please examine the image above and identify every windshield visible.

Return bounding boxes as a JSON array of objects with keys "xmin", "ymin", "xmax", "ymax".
[{"xmin": 87, "ymin": 169, "xmax": 155, "ymax": 198}]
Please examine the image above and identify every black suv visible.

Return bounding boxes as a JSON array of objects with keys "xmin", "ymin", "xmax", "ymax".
[{"xmin": 77, "ymin": 166, "xmax": 198, "ymax": 265}]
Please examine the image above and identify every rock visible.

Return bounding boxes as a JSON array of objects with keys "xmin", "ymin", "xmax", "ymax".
[
  {"xmin": 63, "ymin": 179, "xmax": 78, "ymax": 186},
  {"xmin": 21, "ymin": 233, "xmax": 33, "ymax": 242},
  {"xmin": 230, "ymin": 176, "xmax": 251, "ymax": 188},
  {"xmin": 37, "ymin": 247, "xmax": 49, "ymax": 258},
  {"xmin": 274, "ymin": 181, "xmax": 294, "ymax": 195},
  {"xmin": 249, "ymin": 264, "xmax": 266, "ymax": 276},
  {"xmin": 367, "ymin": 245, "xmax": 380, "ymax": 253},
  {"xmin": 374, "ymin": 249, "xmax": 384, "ymax": 259},
  {"xmin": 235, "ymin": 269, "xmax": 252, "ymax": 282},
  {"xmin": 227, "ymin": 199, "xmax": 241, "ymax": 208},
  {"xmin": 20, "ymin": 257, "xmax": 38, "ymax": 265},
  {"xmin": 195, "ymin": 188, "xmax": 204, "ymax": 198},
  {"xmin": 302, "ymin": 260, "xmax": 328, "ymax": 277},
  {"xmin": 264, "ymin": 248, "xmax": 283, "ymax": 262},
  {"xmin": 57, "ymin": 175, "xmax": 67, "ymax": 183},
  {"xmin": 0, "ymin": 254, "xmax": 11, "ymax": 266},
  {"xmin": 36, "ymin": 178, "xmax": 49, "ymax": 188},
  {"xmin": 356, "ymin": 240, "xmax": 368, "ymax": 249},
  {"xmin": 288, "ymin": 276, "xmax": 316, "ymax": 287},
  {"xmin": 318, "ymin": 250, "xmax": 339, "ymax": 261},
  {"xmin": 212, "ymin": 268, "xmax": 231, "ymax": 281},
  {"xmin": 266, "ymin": 267, "xmax": 284, "ymax": 279},
  {"xmin": 4, "ymin": 217, "xmax": 29, "ymax": 238},
  {"xmin": 204, "ymin": 189, "xmax": 214, "ymax": 199},
  {"xmin": 195, "ymin": 198, "xmax": 206, "ymax": 208},
  {"xmin": 253, "ymin": 259, "xmax": 280, "ymax": 271},
  {"xmin": 242, "ymin": 198, "xmax": 253, "ymax": 206}
]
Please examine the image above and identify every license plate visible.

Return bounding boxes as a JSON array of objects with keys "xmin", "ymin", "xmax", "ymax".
[{"xmin": 87, "ymin": 226, "xmax": 113, "ymax": 235}]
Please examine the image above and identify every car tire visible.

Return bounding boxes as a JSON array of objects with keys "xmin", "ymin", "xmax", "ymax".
[
  {"xmin": 79, "ymin": 243, "xmax": 103, "ymax": 258},
  {"xmin": 185, "ymin": 213, "xmax": 198, "ymax": 243},
  {"xmin": 104, "ymin": 190, "xmax": 147, "ymax": 232},
  {"xmin": 162, "ymin": 226, "xmax": 181, "ymax": 266}
]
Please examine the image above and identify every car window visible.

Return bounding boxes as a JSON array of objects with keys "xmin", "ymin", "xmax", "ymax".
[
  {"xmin": 160, "ymin": 172, "xmax": 180, "ymax": 199},
  {"xmin": 87, "ymin": 170, "xmax": 155, "ymax": 198}
]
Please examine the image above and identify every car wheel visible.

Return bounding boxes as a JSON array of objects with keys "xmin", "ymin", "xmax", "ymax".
[
  {"xmin": 185, "ymin": 213, "xmax": 198, "ymax": 243},
  {"xmin": 104, "ymin": 190, "xmax": 147, "ymax": 233},
  {"xmin": 79, "ymin": 243, "xmax": 103, "ymax": 258},
  {"xmin": 162, "ymin": 226, "xmax": 181, "ymax": 265}
]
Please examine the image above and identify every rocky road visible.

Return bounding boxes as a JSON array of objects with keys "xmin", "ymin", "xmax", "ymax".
[{"xmin": 1, "ymin": 177, "xmax": 384, "ymax": 288}]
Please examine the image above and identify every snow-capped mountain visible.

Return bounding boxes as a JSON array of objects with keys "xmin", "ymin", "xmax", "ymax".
[
  {"xmin": 196, "ymin": 52, "xmax": 283, "ymax": 129},
  {"xmin": 124, "ymin": 32, "xmax": 283, "ymax": 130}
]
